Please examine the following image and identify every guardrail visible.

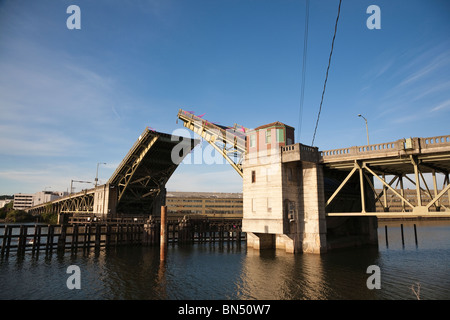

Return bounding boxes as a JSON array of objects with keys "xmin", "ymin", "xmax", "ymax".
[
  {"xmin": 320, "ymin": 135, "xmax": 450, "ymax": 161},
  {"xmin": 421, "ymin": 135, "xmax": 450, "ymax": 148}
]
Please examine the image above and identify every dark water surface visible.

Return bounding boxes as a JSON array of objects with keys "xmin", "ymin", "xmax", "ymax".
[{"xmin": 1, "ymin": 220, "xmax": 449, "ymax": 300}]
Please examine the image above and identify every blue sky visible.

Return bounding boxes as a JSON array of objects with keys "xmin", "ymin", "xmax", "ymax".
[{"xmin": 0, "ymin": 0, "xmax": 449, "ymax": 195}]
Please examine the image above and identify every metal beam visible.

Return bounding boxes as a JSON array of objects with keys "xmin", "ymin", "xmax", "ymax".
[
  {"xmin": 178, "ymin": 109, "xmax": 246, "ymax": 177},
  {"xmin": 327, "ymin": 212, "xmax": 450, "ymax": 217},
  {"xmin": 116, "ymin": 135, "xmax": 159, "ymax": 202},
  {"xmin": 326, "ymin": 166, "xmax": 357, "ymax": 206},
  {"xmin": 426, "ymin": 183, "xmax": 450, "ymax": 209},
  {"xmin": 411, "ymin": 156, "xmax": 422, "ymax": 206},
  {"xmin": 357, "ymin": 161, "xmax": 366, "ymax": 213},
  {"xmin": 363, "ymin": 164, "xmax": 415, "ymax": 209}
]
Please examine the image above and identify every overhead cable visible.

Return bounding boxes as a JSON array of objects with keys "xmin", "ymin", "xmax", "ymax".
[
  {"xmin": 311, "ymin": 0, "xmax": 342, "ymax": 146},
  {"xmin": 297, "ymin": 0, "xmax": 310, "ymax": 142}
]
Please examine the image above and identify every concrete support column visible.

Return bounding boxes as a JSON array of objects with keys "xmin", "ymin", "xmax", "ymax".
[
  {"xmin": 301, "ymin": 162, "xmax": 327, "ymax": 254},
  {"xmin": 246, "ymin": 232, "xmax": 274, "ymax": 250}
]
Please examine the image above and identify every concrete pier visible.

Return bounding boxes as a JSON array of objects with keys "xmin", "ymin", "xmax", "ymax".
[{"xmin": 242, "ymin": 122, "xmax": 377, "ymax": 254}]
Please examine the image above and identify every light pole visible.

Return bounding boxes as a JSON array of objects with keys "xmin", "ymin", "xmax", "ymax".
[
  {"xmin": 95, "ymin": 162, "xmax": 107, "ymax": 187},
  {"xmin": 70, "ymin": 180, "xmax": 93, "ymax": 194},
  {"xmin": 358, "ymin": 114, "xmax": 370, "ymax": 146}
]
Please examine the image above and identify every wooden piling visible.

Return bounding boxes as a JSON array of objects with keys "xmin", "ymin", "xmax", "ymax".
[
  {"xmin": 414, "ymin": 224, "xmax": 418, "ymax": 247},
  {"xmin": 17, "ymin": 225, "xmax": 23, "ymax": 254},
  {"xmin": 83, "ymin": 224, "xmax": 89, "ymax": 250},
  {"xmin": 160, "ymin": 206, "xmax": 167, "ymax": 261},
  {"xmin": 105, "ymin": 224, "xmax": 111, "ymax": 247},
  {"xmin": 400, "ymin": 224, "xmax": 405, "ymax": 247},
  {"xmin": 45, "ymin": 225, "xmax": 52, "ymax": 254},
  {"xmin": 95, "ymin": 224, "xmax": 101, "ymax": 249},
  {"xmin": 1, "ymin": 226, "xmax": 7, "ymax": 256},
  {"xmin": 35, "ymin": 225, "xmax": 42, "ymax": 255},
  {"xmin": 6, "ymin": 226, "xmax": 12, "ymax": 255},
  {"xmin": 71, "ymin": 224, "xmax": 79, "ymax": 252},
  {"xmin": 385, "ymin": 225, "xmax": 389, "ymax": 247},
  {"xmin": 58, "ymin": 225, "xmax": 67, "ymax": 252},
  {"xmin": 0, "ymin": 216, "xmax": 243, "ymax": 256}
]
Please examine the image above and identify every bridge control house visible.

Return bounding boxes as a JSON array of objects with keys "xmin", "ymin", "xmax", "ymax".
[{"xmin": 242, "ymin": 122, "xmax": 377, "ymax": 254}]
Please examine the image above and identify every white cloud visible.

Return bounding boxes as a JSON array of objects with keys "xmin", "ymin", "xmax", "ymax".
[
  {"xmin": 0, "ymin": 37, "xmax": 125, "ymax": 158},
  {"xmin": 397, "ymin": 49, "xmax": 450, "ymax": 88},
  {"xmin": 431, "ymin": 99, "xmax": 450, "ymax": 112}
]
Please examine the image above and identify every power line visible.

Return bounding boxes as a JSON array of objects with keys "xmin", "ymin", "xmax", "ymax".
[
  {"xmin": 311, "ymin": 0, "xmax": 342, "ymax": 146},
  {"xmin": 297, "ymin": 0, "xmax": 310, "ymax": 142}
]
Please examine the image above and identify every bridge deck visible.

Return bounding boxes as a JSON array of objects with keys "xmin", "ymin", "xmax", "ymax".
[
  {"xmin": 27, "ymin": 128, "xmax": 199, "ymax": 218},
  {"xmin": 320, "ymin": 135, "xmax": 450, "ymax": 172}
]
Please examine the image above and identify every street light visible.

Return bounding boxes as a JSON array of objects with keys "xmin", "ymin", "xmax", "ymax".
[
  {"xmin": 70, "ymin": 180, "xmax": 93, "ymax": 194},
  {"xmin": 358, "ymin": 114, "xmax": 370, "ymax": 146},
  {"xmin": 95, "ymin": 162, "xmax": 107, "ymax": 187}
]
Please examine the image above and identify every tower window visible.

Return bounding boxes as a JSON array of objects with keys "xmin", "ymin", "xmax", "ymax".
[{"xmin": 265, "ymin": 130, "xmax": 271, "ymax": 144}]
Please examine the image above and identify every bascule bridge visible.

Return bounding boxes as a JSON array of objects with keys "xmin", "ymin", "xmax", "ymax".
[
  {"xmin": 177, "ymin": 109, "xmax": 450, "ymax": 254},
  {"xmin": 27, "ymin": 128, "xmax": 199, "ymax": 223}
]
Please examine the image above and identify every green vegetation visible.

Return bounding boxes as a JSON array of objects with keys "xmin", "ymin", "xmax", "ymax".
[
  {"xmin": 0, "ymin": 203, "xmax": 34, "ymax": 222},
  {"xmin": 0, "ymin": 201, "xmax": 58, "ymax": 224},
  {"xmin": 40, "ymin": 211, "xmax": 58, "ymax": 224},
  {"xmin": 5, "ymin": 210, "xmax": 34, "ymax": 223}
]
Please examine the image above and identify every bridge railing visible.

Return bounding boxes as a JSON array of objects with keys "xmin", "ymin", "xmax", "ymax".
[
  {"xmin": 281, "ymin": 143, "xmax": 320, "ymax": 163},
  {"xmin": 320, "ymin": 141, "xmax": 400, "ymax": 159},
  {"xmin": 420, "ymin": 135, "xmax": 450, "ymax": 149},
  {"xmin": 320, "ymin": 134, "xmax": 450, "ymax": 161}
]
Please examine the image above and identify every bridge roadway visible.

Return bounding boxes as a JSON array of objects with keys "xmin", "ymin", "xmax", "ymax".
[
  {"xmin": 282, "ymin": 135, "xmax": 450, "ymax": 216},
  {"xmin": 26, "ymin": 128, "xmax": 199, "ymax": 222}
]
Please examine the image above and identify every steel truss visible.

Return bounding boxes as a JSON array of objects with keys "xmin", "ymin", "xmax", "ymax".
[
  {"xmin": 177, "ymin": 109, "xmax": 247, "ymax": 177},
  {"xmin": 27, "ymin": 190, "xmax": 95, "ymax": 216},
  {"xmin": 326, "ymin": 154, "xmax": 450, "ymax": 216}
]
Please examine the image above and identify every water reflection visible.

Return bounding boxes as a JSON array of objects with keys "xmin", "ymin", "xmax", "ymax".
[
  {"xmin": 240, "ymin": 246, "xmax": 382, "ymax": 300},
  {"xmin": 1, "ymin": 221, "xmax": 450, "ymax": 300}
]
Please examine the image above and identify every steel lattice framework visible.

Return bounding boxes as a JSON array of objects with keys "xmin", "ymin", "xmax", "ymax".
[
  {"xmin": 177, "ymin": 109, "xmax": 247, "ymax": 177},
  {"xmin": 320, "ymin": 136, "xmax": 450, "ymax": 216},
  {"xmin": 107, "ymin": 128, "xmax": 199, "ymax": 215},
  {"xmin": 27, "ymin": 128, "xmax": 199, "ymax": 218}
]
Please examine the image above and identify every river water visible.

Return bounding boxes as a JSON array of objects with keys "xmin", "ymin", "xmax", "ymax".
[{"xmin": 0, "ymin": 220, "xmax": 449, "ymax": 300}]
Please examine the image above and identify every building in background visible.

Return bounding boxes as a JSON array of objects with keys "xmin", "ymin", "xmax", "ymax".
[
  {"xmin": 13, "ymin": 194, "xmax": 34, "ymax": 210},
  {"xmin": 13, "ymin": 191, "xmax": 69, "ymax": 210},
  {"xmin": 32, "ymin": 191, "xmax": 69, "ymax": 207},
  {"xmin": 166, "ymin": 191, "xmax": 243, "ymax": 217}
]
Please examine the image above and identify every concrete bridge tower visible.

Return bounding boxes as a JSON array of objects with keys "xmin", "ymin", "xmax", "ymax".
[{"xmin": 242, "ymin": 122, "xmax": 327, "ymax": 254}]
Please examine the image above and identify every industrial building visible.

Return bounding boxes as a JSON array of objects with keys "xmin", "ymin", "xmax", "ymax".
[{"xmin": 166, "ymin": 191, "xmax": 243, "ymax": 217}]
